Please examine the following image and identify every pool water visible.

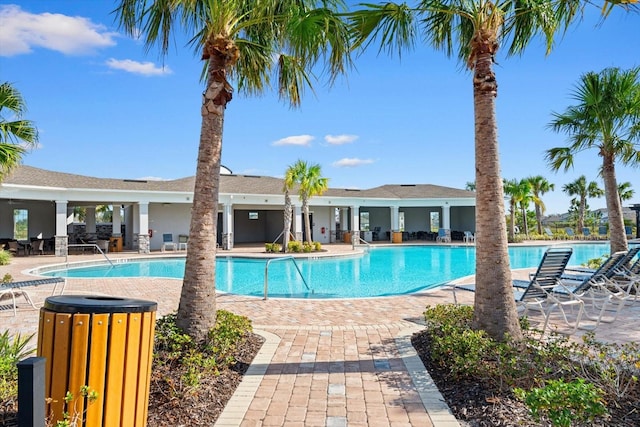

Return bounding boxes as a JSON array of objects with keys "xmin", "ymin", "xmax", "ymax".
[{"xmin": 44, "ymin": 244, "xmax": 612, "ymax": 299}]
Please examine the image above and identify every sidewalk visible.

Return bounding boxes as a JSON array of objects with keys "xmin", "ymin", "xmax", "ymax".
[{"xmin": 2, "ymin": 245, "xmax": 639, "ymax": 426}]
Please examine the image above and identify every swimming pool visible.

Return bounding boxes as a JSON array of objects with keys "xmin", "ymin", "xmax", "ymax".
[{"xmin": 41, "ymin": 243, "xmax": 612, "ymax": 299}]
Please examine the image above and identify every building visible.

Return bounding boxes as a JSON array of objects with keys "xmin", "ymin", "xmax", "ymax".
[{"xmin": 0, "ymin": 165, "xmax": 477, "ymax": 254}]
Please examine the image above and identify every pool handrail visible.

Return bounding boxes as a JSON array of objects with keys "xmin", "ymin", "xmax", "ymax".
[
  {"xmin": 264, "ymin": 256, "xmax": 310, "ymax": 300},
  {"xmin": 66, "ymin": 243, "xmax": 114, "ymax": 267}
]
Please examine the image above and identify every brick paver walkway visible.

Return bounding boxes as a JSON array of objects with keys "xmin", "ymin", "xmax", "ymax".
[{"xmin": 2, "ymin": 243, "xmax": 639, "ymax": 426}]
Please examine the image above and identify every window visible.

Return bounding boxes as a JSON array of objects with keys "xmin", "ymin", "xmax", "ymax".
[
  {"xmin": 249, "ymin": 212, "xmax": 259, "ymax": 220},
  {"xmin": 13, "ymin": 209, "xmax": 28, "ymax": 240},
  {"xmin": 360, "ymin": 211, "xmax": 370, "ymax": 231},
  {"xmin": 430, "ymin": 212, "xmax": 440, "ymax": 232},
  {"xmin": 399, "ymin": 212, "xmax": 405, "ymax": 232}
]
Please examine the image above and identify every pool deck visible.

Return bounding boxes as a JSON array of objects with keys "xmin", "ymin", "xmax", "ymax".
[{"xmin": 2, "ymin": 242, "xmax": 639, "ymax": 427}]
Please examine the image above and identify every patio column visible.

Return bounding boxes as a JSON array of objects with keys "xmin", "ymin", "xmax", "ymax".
[
  {"xmin": 54, "ymin": 200, "xmax": 68, "ymax": 257},
  {"xmin": 351, "ymin": 205, "xmax": 360, "ymax": 244},
  {"xmin": 137, "ymin": 202, "xmax": 150, "ymax": 254},
  {"xmin": 329, "ymin": 207, "xmax": 337, "ymax": 243},
  {"xmin": 442, "ymin": 203, "xmax": 451, "ymax": 230},
  {"xmin": 112, "ymin": 205, "xmax": 122, "ymax": 237},
  {"xmin": 293, "ymin": 205, "xmax": 303, "ymax": 242},
  {"xmin": 85, "ymin": 207, "xmax": 96, "ymax": 234},
  {"xmin": 390, "ymin": 206, "xmax": 400, "ymax": 233},
  {"xmin": 222, "ymin": 203, "xmax": 233, "ymax": 250}
]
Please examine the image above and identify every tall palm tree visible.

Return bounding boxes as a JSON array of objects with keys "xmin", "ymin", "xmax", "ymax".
[
  {"xmin": 526, "ymin": 175, "xmax": 554, "ymax": 235},
  {"xmin": 115, "ymin": 0, "xmax": 352, "ymax": 341},
  {"xmin": 547, "ymin": 67, "xmax": 640, "ymax": 253},
  {"xmin": 349, "ymin": 0, "xmax": 584, "ymax": 340},
  {"xmin": 282, "ymin": 165, "xmax": 298, "ymax": 252},
  {"xmin": 0, "ymin": 82, "xmax": 38, "ymax": 180},
  {"xmin": 504, "ymin": 178, "xmax": 533, "ymax": 240},
  {"xmin": 290, "ymin": 160, "xmax": 329, "ymax": 244},
  {"xmin": 561, "ymin": 176, "xmax": 603, "ymax": 233}
]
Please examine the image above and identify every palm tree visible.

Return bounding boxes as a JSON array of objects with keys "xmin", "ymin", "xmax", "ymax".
[
  {"xmin": 282, "ymin": 166, "xmax": 298, "ymax": 252},
  {"xmin": 547, "ymin": 67, "xmax": 640, "ymax": 253},
  {"xmin": 526, "ymin": 175, "xmax": 554, "ymax": 235},
  {"xmin": 617, "ymin": 181, "xmax": 634, "ymax": 203},
  {"xmin": 349, "ymin": 0, "xmax": 585, "ymax": 340},
  {"xmin": 561, "ymin": 176, "xmax": 604, "ymax": 233},
  {"xmin": 465, "ymin": 181, "xmax": 476, "ymax": 191},
  {"xmin": 0, "ymin": 82, "xmax": 38, "ymax": 180},
  {"xmin": 290, "ymin": 160, "xmax": 329, "ymax": 244},
  {"xmin": 504, "ymin": 178, "xmax": 533, "ymax": 240},
  {"xmin": 115, "ymin": 0, "xmax": 352, "ymax": 341}
]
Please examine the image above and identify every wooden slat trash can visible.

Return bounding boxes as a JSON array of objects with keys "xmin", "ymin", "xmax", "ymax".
[{"xmin": 37, "ymin": 295, "xmax": 157, "ymax": 427}]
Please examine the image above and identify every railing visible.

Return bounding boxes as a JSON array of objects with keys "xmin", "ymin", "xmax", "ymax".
[
  {"xmin": 66, "ymin": 244, "xmax": 114, "ymax": 267},
  {"xmin": 352, "ymin": 235, "xmax": 371, "ymax": 249},
  {"xmin": 264, "ymin": 256, "xmax": 311, "ymax": 300}
]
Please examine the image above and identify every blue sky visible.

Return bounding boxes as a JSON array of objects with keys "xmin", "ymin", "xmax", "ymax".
[{"xmin": 1, "ymin": 1, "xmax": 638, "ymax": 215}]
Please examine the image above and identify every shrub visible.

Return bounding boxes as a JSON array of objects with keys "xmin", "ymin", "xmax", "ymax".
[
  {"xmin": 302, "ymin": 242, "xmax": 313, "ymax": 253},
  {"xmin": 2, "ymin": 273, "xmax": 12, "ymax": 283},
  {"xmin": 0, "ymin": 331, "xmax": 35, "ymax": 401},
  {"xmin": 264, "ymin": 243, "xmax": 281, "ymax": 253},
  {"xmin": 287, "ymin": 241, "xmax": 302, "ymax": 252},
  {"xmin": 0, "ymin": 251, "xmax": 11, "ymax": 266},
  {"xmin": 515, "ymin": 379, "xmax": 607, "ymax": 427},
  {"xmin": 313, "ymin": 241, "xmax": 322, "ymax": 251}
]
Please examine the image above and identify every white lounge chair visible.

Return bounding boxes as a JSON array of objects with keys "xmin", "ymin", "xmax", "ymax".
[{"xmin": 161, "ymin": 233, "xmax": 177, "ymax": 252}]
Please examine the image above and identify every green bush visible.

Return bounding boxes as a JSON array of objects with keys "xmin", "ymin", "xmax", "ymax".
[
  {"xmin": 264, "ymin": 243, "xmax": 281, "ymax": 253},
  {"xmin": 313, "ymin": 241, "xmax": 322, "ymax": 251},
  {"xmin": 0, "ymin": 250, "xmax": 11, "ymax": 266},
  {"xmin": 287, "ymin": 241, "xmax": 302, "ymax": 252},
  {"xmin": 515, "ymin": 379, "xmax": 607, "ymax": 427},
  {"xmin": 302, "ymin": 242, "xmax": 313, "ymax": 252},
  {"xmin": 0, "ymin": 331, "xmax": 35, "ymax": 401}
]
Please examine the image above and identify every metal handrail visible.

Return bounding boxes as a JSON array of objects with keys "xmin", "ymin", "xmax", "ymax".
[
  {"xmin": 352, "ymin": 235, "xmax": 371, "ymax": 249},
  {"xmin": 66, "ymin": 244, "xmax": 114, "ymax": 267},
  {"xmin": 264, "ymin": 256, "xmax": 311, "ymax": 300}
]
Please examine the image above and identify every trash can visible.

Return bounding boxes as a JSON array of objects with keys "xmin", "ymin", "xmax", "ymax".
[
  {"xmin": 109, "ymin": 237, "xmax": 123, "ymax": 252},
  {"xmin": 37, "ymin": 295, "xmax": 157, "ymax": 427},
  {"xmin": 343, "ymin": 232, "xmax": 351, "ymax": 244},
  {"xmin": 392, "ymin": 231, "xmax": 403, "ymax": 243}
]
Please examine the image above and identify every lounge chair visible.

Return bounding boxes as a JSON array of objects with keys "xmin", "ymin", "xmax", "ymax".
[
  {"xmin": 582, "ymin": 228, "xmax": 594, "ymax": 240},
  {"xmin": 543, "ymin": 227, "xmax": 555, "ymax": 239},
  {"xmin": 625, "ymin": 226, "xmax": 633, "ymax": 238},
  {"xmin": 178, "ymin": 234, "xmax": 188, "ymax": 251},
  {"xmin": 451, "ymin": 247, "xmax": 588, "ymax": 334},
  {"xmin": 436, "ymin": 228, "xmax": 451, "ymax": 243},
  {"xmin": 463, "ymin": 231, "xmax": 475, "ymax": 243},
  {"xmin": 565, "ymin": 228, "xmax": 576, "ymax": 238},
  {"xmin": 161, "ymin": 233, "xmax": 177, "ymax": 252},
  {"xmin": 597, "ymin": 226, "xmax": 608, "ymax": 240}
]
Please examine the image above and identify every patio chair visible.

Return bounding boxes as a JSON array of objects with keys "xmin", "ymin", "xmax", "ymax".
[
  {"xmin": 161, "ymin": 233, "xmax": 177, "ymax": 252},
  {"xmin": 463, "ymin": 231, "xmax": 475, "ymax": 243},
  {"xmin": 7, "ymin": 240, "xmax": 19, "ymax": 256},
  {"xmin": 564, "ymin": 227, "xmax": 576, "ymax": 238},
  {"xmin": 582, "ymin": 228, "xmax": 594, "ymax": 240},
  {"xmin": 597, "ymin": 226, "xmax": 608, "ymax": 240},
  {"xmin": 625, "ymin": 226, "xmax": 633, "ymax": 238},
  {"xmin": 178, "ymin": 234, "xmax": 188, "ymax": 251},
  {"xmin": 451, "ymin": 247, "xmax": 588, "ymax": 334},
  {"xmin": 543, "ymin": 227, "xmax": 555, "ymax": 239},
  {"xmin": 436, "ymin": 228, "xmax": 451, "ymax": 243}
]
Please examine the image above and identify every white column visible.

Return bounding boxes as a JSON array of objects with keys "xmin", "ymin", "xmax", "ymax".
[
  {"xmin": 390, "ymin": 206, "xmax": 400, "ymax": 231},
  {"xmin": 222, "ymin": 203, "xmax": 233, "ymax": 250},
  {"xmin": 55, "ymin": 200, "xmax": 68, "ymax": 256},
  {"xmin": 442, "ymin": 204, "xmax": 451, "ymax": 230},
  {"xmin": 137, "ymin": 202, "xmax": 150, "ymax": 253},
  {"xmin": 293, "ymin": 205, "xmax": 303, "ymax": 241},
  {"xmin": 112, "ymin": 204, "xmax": 122, "ymax": 236},
  {"xmin": 85, "ymin": 207, "xmax": 96, "ymax": 233},
  {"xmin": 351, "ymin": 205, "xmax": 360, "ymax": 243},
  {"xmin": 329, "ymin": 207, "xmax": 337, "ymax": 243}
]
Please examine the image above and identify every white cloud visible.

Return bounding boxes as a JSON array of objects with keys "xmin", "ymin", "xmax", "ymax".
[
  {"xmin": 0, "ymin": 5, "xmax": 118, "ymax": 57},
  {"xmin": 272, "ymin": 135, "xmax": 315, "ymax": 147},
  {"xmin": 332, "ymin": 158, "xmax": 375, "ymax": 167},
  {"xmin": 106, "ymin": 58, "xmax": 172, "ymax": 76},
  {"xmin": 324, "ymin": 134, "xmax": 358, "ymax": 145}
]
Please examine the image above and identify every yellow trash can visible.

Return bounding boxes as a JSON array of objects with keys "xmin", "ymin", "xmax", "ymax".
[
  {"xmin": 392, "ymin": 231, "xmax": 403, "ymax": 243},
  {"xmin": 343, "ymin": 232, "xmax": 351, "ymax": 244},
  {"xmin": 37, "ymin": 295, "xmax": 157, "ymax": 427}
]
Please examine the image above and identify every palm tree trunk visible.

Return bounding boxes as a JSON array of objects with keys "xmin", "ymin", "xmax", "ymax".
[
  {"xmin": 535, "ymin": 205, "xmax": 543, "ymax": 235},
  {"xmin": 303, "ymin": 198, "xmax": 312, "ymax": 244},
  {"xmin": 176, "ymin": 47, "xmax": 230, "ymax": 341},
  {"xmin": 602, "ymin": 154, "xmax": 628, "ymax": 253},
  {"xmin": 578, "ymin": 198, "xmax": 586, "ymax": 232},
  {"xmin": 472, "ymin": 50, "xmax": 522, "ymax": 341},
  {"xmin": 521, "ymin": 205, "xmax": 529, "ymax": 236},
  {"xmin": 283, "ymin": 191, "xmax": 292, "ymax": 252},
  {"xmin": 509, "ymin": 203, "xmax": 516, "ymax": 241}
]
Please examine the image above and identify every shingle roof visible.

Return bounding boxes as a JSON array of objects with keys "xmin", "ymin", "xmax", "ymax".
[{"xmin": 2, "ymin": 165, "xmax": 476, "ymax": 200}]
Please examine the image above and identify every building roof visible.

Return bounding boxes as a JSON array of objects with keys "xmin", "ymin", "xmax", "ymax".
[{"xmin": 1, "ymin": 165, "xmax": 476, "ymax": 201}]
